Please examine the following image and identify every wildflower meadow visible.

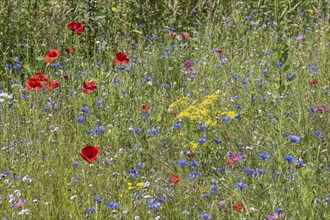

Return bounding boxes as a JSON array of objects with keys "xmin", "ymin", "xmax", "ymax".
[{"xmin": 0, "ymin": 0, "xmax": 329, "ymax": 219}]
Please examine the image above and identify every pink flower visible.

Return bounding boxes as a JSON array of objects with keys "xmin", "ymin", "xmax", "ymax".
[{"xmin": 296, "ymin": 35, "xmax": 304, "ymax": 41}]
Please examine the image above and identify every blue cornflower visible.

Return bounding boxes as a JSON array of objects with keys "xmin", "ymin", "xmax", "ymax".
[
  {"xmin": 213, "ymin": 138, "xmax": 221, "ymax": 144},
  {"xmin": 129, "ymin": 169, "xmax": 139, "ymax": 178},
  {"xmin": 147, "ymin": 128, "xmax": 159, "ymax": 135},
  {"xmin": 198, "ymin": 137, "xmax": 207, "ymax": 145},
  {"xmin": 150, "ymin": 35, "xmax": 156, "ymax": 41},
  {"xmin": 314, "ymin": 131, "xmax": 321, "ymax": 137},
  {"xmin": 76, "ymin": 116, "xmax": 85, "ymax": 123},
  {"xmin": 284, "ymin": 155, "xmax": 295, "ymax": 163},
  {"xmin": 235, "ymin": 182, "xmax": 248, "ymax": 190},
  {"xmin": 262, "ymin": 69, "xmax": 268, "ymax": 74},
  {"xmin": 191, "ymin": 9, "xmax": 197, "ymax": 13},
  {"xmin": 177, "ymin": 160, "xmax": 187, "ymax": 166},
  {"xmin": 243, "ymin": 167, "xmax": 255, "ymax": 176},
  {"xmin": 199, "ymin": 213, "xmax": 212, "ymax": 219},
  {"xmin": 296, "ymin": 158, "xmax": 306, "ymax": 167},
  {"xmin": 210, "ymin": 185, "xmax": 217, "ymax": 191},
  {"xmin": 189, "ymin": 161, "xmax": 198, "ymax": 167},
  {"xmin": 147, "ymin": 200, "xmax": 161, "ymax": 210},
  {"xmin": 141, "ymin": 112, "xmax": 149, "ymax": 119},
  {"xmin": 221, "ymin": 117, "xmax": 230, "ymax": 123},
  {"xmin": 163, "ymin": 84, "xmax": 170, "ymax": 89},
  {"xmin": 203, "ymin": 194, "xmax": 211, "ymax": 199},
  {"xmin": 80, "ymin": 107, "xmax": 88, "ymax": 113},
  {"xmin": 5, "ymin": 64, "xmax": 12, "ymax": 69},
  {"xmin": 198, "ymin": 124, "xmax": 207, "ymax": 130},
  {"xmin": 50, "ymin": 63, "xmax": 61, "ymax": 68},
  {"xmin": 106, "ymin": 202, "xmax": 119, "ymax": 209},
  {"xmin": 259, "ymin": 152, "xmax": 270, "ymax": 160},
  {"xmin": 85, "ymin": 207, "xmax": 95, "ymax": 213},
  {"xmin": 288, "ymin": 135, "xmax": 301, "ymax": 144},
  {"xmin": 136, "ymin": 163, "xmax": 145, "ymax": 169},
  {"xmin": 157, "ymin": 198, "xmax": 165, "ymax": 203},
  {"xmin": 173, "ymin": 121, "xmax": 181, "ymax": 129},
  {"xmin": 138, "ymin": 24, "xmax": 144, "ymax": 28},
  {"xmin": 186, "ymin": 171, "xmax": 198, "ymax": 179},
  {"xmin": 277, "ymin": 62, "xmax": 284, "ymax": 67},
  {"xmin": 258, "ymin": 168, "xmax": 265, "ymax": 175},
  {"xmin": 237, "ymin": 142, "xmax": 244, "ymax": 147},
  {"xmin": 94, "ymin": 195, "xmax": 103, "ymax": 204},
  {"xmin": 217, "ymin": 168, "xmax": 226, "ymax": 174}
]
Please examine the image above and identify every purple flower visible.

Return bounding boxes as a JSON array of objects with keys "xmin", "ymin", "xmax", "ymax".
[
  {"xmin": 316, "ymin": 105, "xmax": 327, "ymax": 111},
  {"xmin": 229, "ymin": 152, "xmax": 244, "ymax": 163},
  {"xmin": 288, "ymin": 135, "xmax": 301, "ymax": 144},
  {"xmin": 235, "ymin": 182, "xmax": 248, "ymax": 190},
  {"xmin": 217, "ymin": 200, "xmax": 226, "ymax": 207},
  {"xmin": 296, "ymin": 35, "xmax": 304, "ymax": 41},
  {"xmin": 284, "ymin": 155, "xmax": 295, "ymax": 163},
  {"xmin": 10, "ymin": 199, "xmax": 26, "ymax": 208},
  {"xmin": 184, "ymin": 61, "xmax": 193, "ymax": 68},
  {"xmin": 258, "ymin": 152, "xmax": 270, "ymax": 160}
]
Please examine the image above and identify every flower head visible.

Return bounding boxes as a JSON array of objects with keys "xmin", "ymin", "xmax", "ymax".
[
  {"xmin": 82, "ymin": 81, "xmax": 97, "ymax": 94},
  {"xmin": 288, "ymin": 135, "xmax": 301, "ymax": 144},
  {"xmin": 181, "ymin": 33, "xmax": 189, "ymax": 40},
  {"xmin": 80, "ymin": 146, "xmax": 100, "ymax": 164},
  {"xmin": 233, "ymin": 202, "xmax": 244, "ymax": 212},
  {"xmin": 67, "ymin": 22, "xmax": 85, "ymax": 35},
  {"xmin": 113, "ymin": 52, "xmax": 129, "ymax": 65},
  {"xmin": 296, "ymin": 35, "xmax": 304, "ymax": 41},
  {"xmin": 168, "ymin": 32, "xmax": 177, "ymax": 40},
  {"xmin": 169, "ymin": 174, "xmax": 180, "ymax": 185},
  {"xmin": 44, "ymin": 49, "xmax": 60, "ymax": 63},
  {"xmin": 141, "ymin": 104, "xmax": 150, "ymax": 112}
]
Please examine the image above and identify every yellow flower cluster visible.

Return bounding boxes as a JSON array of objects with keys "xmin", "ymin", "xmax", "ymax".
[
  {"xmin": 127, "ymin": 182, "xmax": 144, "ymax": 190},
  {"xmin": 174, "ymin": 94, "xmax": 219, "ymax": 126},
  {"xmin": 169, "ymin": 96, "xmax": 188, "ymax": 109},
  {"xmin": 183, "ymin": 141, "xmax": 199, "ymax": 150}
]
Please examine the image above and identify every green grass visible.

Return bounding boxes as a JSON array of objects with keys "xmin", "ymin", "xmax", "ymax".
[{"xmin": 0, "ymin": 0, "xmax": 329, "ymax": 219}]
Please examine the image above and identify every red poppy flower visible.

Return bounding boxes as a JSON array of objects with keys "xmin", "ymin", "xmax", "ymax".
[
  {"xmin": 113, "ymin": 52, "xmax": 129, "ymax": 65},
  {"xmin": 233, "ymin": 202, "xmax": 244, "ymax": 212},
  {"xmin": 169, "ymin": 110, "xmax": 177, "ymax": 116},
  {"xmin": 26, "ymin": 78, "xmax": 43, "ymax": 91},
  {"xmin": 168, "ymin": 32, "xmax": 177, "ymax": 40},
  {"xmin": 169, "ymin": 174, "xmax": 180, "ymax": 185},
  {"xmin": 141, "ymin": 104, "xmax": 150, "ymax": 112},
  {"xmin": 30, "ymin": 73, "xmax": 49, "ymax": 84},
  {"xmin": 80, "ymin": 146, "xmax": 100, "ymax": 164},
  {"xmin": 216, "ymin": 48, "xmax": 223, "ymax": 54},
  {"xmin": 26, "ymin": 73, "xmax": 49, "ymax": 91},
  {"xmin": 64, "ymin": 48, "xmax": 74, "ymax": 54},
  {"xmin": 45, "ymin": 80, "xmax": 60, "ymax": 90},
  {"xmin": 187, "ymin": 151, "xmax": 195, "ymax": 158},
  {"xmin": 82, "ymin": 81, "xmax": 97, "ymax": 94},
  {"xmin": 309, "ymin": 79, "xmax": 317, "ymax": 85},
  {"xmin": 67, "ymin": 22, "xmax": 85, "ymax": 35},
  {"xmin": 181, "ymin": 33, "xmax": 189, "ymax": 40},
  {"xmin": 44, "ymin": 49, "xmax": 60, "ymax": 63}
]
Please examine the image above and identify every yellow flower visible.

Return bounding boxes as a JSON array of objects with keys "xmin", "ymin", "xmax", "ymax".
[
  {"xmin": 221, "ymin": 111, "xmax": 237, "ymax": 119},
  {"xmin": 169, "ymin": 96, "xmax": 188, "ymax": 109},
  {"xmin": 112, "ymin": 7, "xmax": 117, "ymax": 12},
  {"xmin": 128, "ymin": 182, "xmax": 134, "ymax": 190},
  {"xmin": 136, "ymin": 182, "xmax": 144, "ymax": 187}
]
